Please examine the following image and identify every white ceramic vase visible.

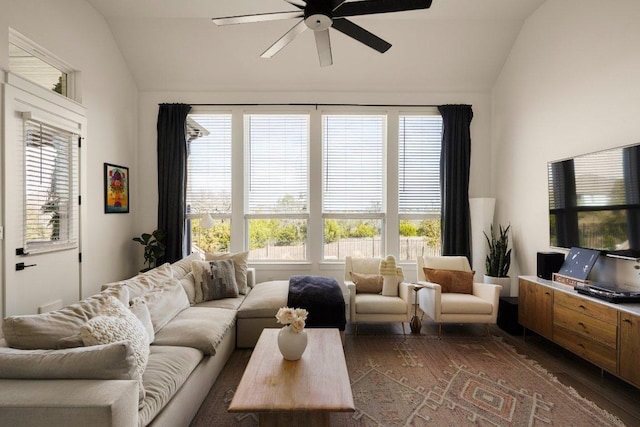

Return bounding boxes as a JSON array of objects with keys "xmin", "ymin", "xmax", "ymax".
[
  {"xmin": 277, "ymin": 326, "xmax": 308, "ymax": 361},
  {"xmin": 483, "ymin": 275, "xmax": 511, "ymax": 297}
]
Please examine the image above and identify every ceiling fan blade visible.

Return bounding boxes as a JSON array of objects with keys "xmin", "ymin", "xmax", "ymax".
[
  {"xmin": 261, "ymin": 19, "xmax": 308, "ymax": 58},
  {"xmin": 334, "ymin": 0, "xmax": 432, "ymax": 18},
  {"xmin": 332, "ymin": 18, "xmax": 391, "ymax": 53},
  {"xmin": 212, "ymin": 11, "xmax": 303, "ymax": 26},
  {"xmin": 314, "ymin": 29, "xmax": 333, "ymax": 67},
  {"xmin": 285, "ymin": 0, "xmax": 307, "ymax": 7}
]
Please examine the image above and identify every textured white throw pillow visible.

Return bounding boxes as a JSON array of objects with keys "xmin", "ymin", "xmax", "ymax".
[{"xmin": 80, "ymin": 296, "xmax": 149, "ymax": 403}]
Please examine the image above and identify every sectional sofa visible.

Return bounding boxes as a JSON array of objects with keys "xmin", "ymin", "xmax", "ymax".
[{"xmin": 0, "ymin": 253, "xmax": 256, "ymax": 427}]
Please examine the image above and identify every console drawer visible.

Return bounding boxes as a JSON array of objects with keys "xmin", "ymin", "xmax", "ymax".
[
  {"xmin": 553, "ymin": 326, "xmax": 617, "ymax": 373},
  {"xmin": 553, "ymin": 303, "xmax": 617, "ymax": 349},
  {"xmin": 554, "ymin": 290, "xmax": 617, "ymax": 324}
]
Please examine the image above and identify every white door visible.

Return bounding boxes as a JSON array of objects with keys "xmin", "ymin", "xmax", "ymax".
[{"xmin": 2, "ymin": 76, "xmax": 85, "ymax": 317}]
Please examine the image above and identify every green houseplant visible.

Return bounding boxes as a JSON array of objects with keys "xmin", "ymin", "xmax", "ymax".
[
  {"xmin": 484, "ymin": 224, "xmax": 511, "ymax": 277},
  {"xmin": 483, "ymin": 224, "xmax": 511, "ymax": 296},
  {"xmin": 133, "ymin": 229, "xmax": 165, "ymax": 272}
]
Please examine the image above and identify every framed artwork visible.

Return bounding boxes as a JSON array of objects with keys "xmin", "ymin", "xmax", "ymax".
[{"xmin": 104, "ymin": 163, "xmax": 129, "ymax": 213}]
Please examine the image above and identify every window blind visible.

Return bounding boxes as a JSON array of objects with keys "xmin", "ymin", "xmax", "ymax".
[
  {"xmin": 574, "ymin": 149, "xmax": 626, "ymax": 207},
  {"xmin": 186, "ymin": 114, "xmax": 232, "ymax": 215},
  {"xmin": 24, "ymin": 119, "xmax": 78, "ymax": 251},
  {"xmin": 247, "ymin": 115, "xmax": 309, "ymax": 214},
  {"xmin": 323, "ymin": 115, "xmax": 384, "ymax": 213},
  {"xmin": 398, "ymin": 115, "xmax": 442, "ymax": 214}
]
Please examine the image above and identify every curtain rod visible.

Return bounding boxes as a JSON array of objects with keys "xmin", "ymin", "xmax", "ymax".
[{"xmin": 188, "ymin": 103, "xmax": 441, "ymax": 108}]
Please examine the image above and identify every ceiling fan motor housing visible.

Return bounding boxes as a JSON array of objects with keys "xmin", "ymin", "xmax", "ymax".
[{"xmin": 304, "ymin": 0, "xmax": 336, "ymax": 31}]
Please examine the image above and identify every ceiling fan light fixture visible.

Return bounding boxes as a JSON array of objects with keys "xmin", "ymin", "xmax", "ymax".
[{"xmin": 305, "ymin": 14, "xmax": 332, "ymax": 31}]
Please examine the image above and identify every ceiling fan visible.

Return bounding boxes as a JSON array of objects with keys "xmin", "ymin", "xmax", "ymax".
[{"xmin": 212, "ymin": 0, "xmax": 433, "ymax": 67}]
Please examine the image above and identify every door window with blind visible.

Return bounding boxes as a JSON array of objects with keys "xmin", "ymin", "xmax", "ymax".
[
  {"xmin": 323, "ymin": 115, "xmax": 384, "ymax": 260},
  {"xmin": 398, "ymin": 114, "xmax": 443, "ymax": 260},
  {"xmin": 246, "ymin": 114, "xmax": 309, "ymax": 261},
  {"xmin": 186, "ymin": 114, "xmax": 232, "ymax": 253},
  {"xmin": 23, "ymin": 117, "xmax": 79, "ymax": 253}
]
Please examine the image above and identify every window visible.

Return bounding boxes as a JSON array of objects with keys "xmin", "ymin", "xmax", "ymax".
[
  {"xmin": 186, "ymin": 114, "xmax": 232, "ymax": 253},
  {"xmin": 246, "ymin": 114, "xmax": 309, "ymax": 261},
  {"xmin": 9, "ymin": 30, "xmax": 74, "ymax": 99},
  {"xmin": 323, "ymin": 115, "xmax": 385, "ymax": 259},
  {"xmin": 183, "ymin": 106, "xmax": 442, "ymax": 264},
  {"xmin": 23, "ymin": 117, "xmax": 78, "ymax": 253},
  {"xmin": 398, "ymin": 114, "xmax": 443, "ymax": 260}
]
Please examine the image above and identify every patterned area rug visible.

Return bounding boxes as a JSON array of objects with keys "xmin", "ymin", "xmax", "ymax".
[{"xmin": 191, "ymin": 335, "xmax": 625, "ymax": 426}]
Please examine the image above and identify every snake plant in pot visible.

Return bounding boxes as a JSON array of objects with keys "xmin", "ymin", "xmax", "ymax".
[{"xmin": 483, "ymin": 224, "xmax": 512, "ymax": 296}]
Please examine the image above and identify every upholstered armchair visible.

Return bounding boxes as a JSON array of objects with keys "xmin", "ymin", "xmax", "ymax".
[
  {"xmin": 416, "ymin": 255, "xmax": 501, "ymax": 336},
  {"xmin": 344, "ymin": 256, "xmax": 414, "ymax": 334}
]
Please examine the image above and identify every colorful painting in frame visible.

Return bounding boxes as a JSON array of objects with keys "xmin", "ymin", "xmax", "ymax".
[{"xmin": 104, "ymin": 163, "xmax": 129, "ymax": 213}]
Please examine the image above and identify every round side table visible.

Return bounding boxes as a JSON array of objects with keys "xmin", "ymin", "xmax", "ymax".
[{"xmin": 410, "ymin": 284, "xmax": 425, "ymax": 334}]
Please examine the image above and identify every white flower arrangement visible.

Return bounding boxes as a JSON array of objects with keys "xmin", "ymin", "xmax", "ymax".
[{"xmin": 275, "ymin": 306, "xmax": 308, "ymax": 333}]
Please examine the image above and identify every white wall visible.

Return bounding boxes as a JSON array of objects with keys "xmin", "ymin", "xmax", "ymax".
[
  {"xmin": 138, "ymin": 90, "xmax": 494, "ymax": 283},
  {"xmin": 0, "ymin": 0, "xmax": 140, "ymax": 302},
  {"xmin": 492, "ymin": 0, "xmax": 640, "ymax": 285}
]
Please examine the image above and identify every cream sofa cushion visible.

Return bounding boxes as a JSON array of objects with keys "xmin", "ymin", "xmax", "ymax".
[
  {"xmin": 102, "ymin": 263, "xmax": 174, "ymax": 301},
  {"xmin": 152, "ymin": 307, "xmax": 236, "ymax": 355},
  {"xmin": 2, "ymin": 285, "xmax": 129, "ymax": 350},
  {"xmin": 0, "ymin": 340, "xmax": 137, "ymax": 380},
  {"xmin": 196, "ymin": 296, "xmax": 245, "ymax": 311},
  {"xmin": 355, "ymin": 294, "xmax": 407, "ymax": 314},
  {"xmin": 136, "ymin": 278, "xmax": 190, "ymax": 333},
  {"xmin": 170, "ymin": 252, "xmax": 202, "ymax": 280},
  {"xmin": 138, "ymin": 345, "xmax": 202, "ymax": 427},
  {"xmin": 236, "ymin": 280, "xmax": 288, "ymax": 318},
  {"xmin": 440, "ymin": 294, "xmax": 493, "ymax": 315}
]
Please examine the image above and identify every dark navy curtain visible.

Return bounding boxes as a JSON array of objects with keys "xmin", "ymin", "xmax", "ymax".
[
  {"xmin": 157, "ymin": 103, "xmax": 191, "ymax": 264},
  {"xmin": 438, "ymin": 104, "xmax": 473, "ymax": 263}
]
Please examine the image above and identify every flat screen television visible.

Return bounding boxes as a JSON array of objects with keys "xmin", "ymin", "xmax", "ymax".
[{"xmin": 548, "ymin": 143, "xmax": 640, "ymax": 259}]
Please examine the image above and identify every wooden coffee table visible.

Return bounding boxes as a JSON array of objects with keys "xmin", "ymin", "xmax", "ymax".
[{"xmin": 228, "ymin": 328, "xmax": 354, "ymax": 426}]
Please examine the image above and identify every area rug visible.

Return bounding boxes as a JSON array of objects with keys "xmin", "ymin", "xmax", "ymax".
[{"xmin": 190, "ymin": 335, "xmax": 625, "ymax": 426}]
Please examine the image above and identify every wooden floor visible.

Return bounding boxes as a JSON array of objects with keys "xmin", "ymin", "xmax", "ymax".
[{"xmin": 347, "ymin": 320, "xmax": 640, "ymax": 427}]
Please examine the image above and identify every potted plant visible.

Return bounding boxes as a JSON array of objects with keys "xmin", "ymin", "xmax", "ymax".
[
  {"xmin": 483, "ymin": 223, "xmax": 512, "ymax": 296},
  {"xmin": 133, "ymin": 229, "xmax": 165, "ymax": 272}
]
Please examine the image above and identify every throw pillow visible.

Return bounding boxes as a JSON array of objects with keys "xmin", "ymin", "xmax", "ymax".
[
  {"xmin": 2, "ymin": 285, "xmax": 129, "ymax": 350},
  {"xmin": 129, "ymin": 298, "xmax": 155, "ymax": 343},
  {"xmin": 379, "ymin": 255, "xmax": 400, "ymax": 297},
  {"xmin": 205, "ymin": 251, "xmax": 249, "ymax": 294},
  {"xmin": 79, "ymin": 296, "xmax": 150, "ymax": 403},
  {"xmin": 350, "ymin": 272, "xmax": 383, "ymax": 294},
  {"xmin": 192, "ymin": 260, "xmax": 239, "ymax": 301},
  {"xmin": 179, "ymin": 271, "xmax": 197, "ymax": 305},
  {"xmin": 0, "ymin": 341, "xmax": 137, "ymax": 381},
  {"xmin": 423, "ymin": 268, "xmax": 475, "ymax": 294}
]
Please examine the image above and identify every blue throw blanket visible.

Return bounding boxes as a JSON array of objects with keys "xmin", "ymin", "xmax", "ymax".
[{"xmin": 287, "ymin": 275, "xmax": 346, "ymax": 331}]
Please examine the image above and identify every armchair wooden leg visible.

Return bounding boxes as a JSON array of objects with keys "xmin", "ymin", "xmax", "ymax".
[{"xmin": 401, "ymin": 322, "xmax": 406, "ymax": 335}]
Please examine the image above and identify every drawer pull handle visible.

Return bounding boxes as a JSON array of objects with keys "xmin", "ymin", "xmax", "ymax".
[
  {"xmin": 578, "ymin": 322, "xmax": 586, "ymax": 329},
  {"xmin": 579, "ymin": 305, "xmax": 586, "ymax": 310},
  {"xmin": 623, "ymin": 319, "xmax": 632, "ymax": 324},
  {"xmin": 578, "ymin": 343, "xmax": 585, "ymax": 349}
]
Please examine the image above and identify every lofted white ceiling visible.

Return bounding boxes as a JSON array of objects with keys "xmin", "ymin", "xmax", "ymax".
[{"xmin": 85, "ymin": 0, "xmax": 546, "ymax": 92}]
